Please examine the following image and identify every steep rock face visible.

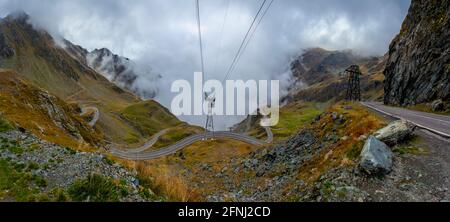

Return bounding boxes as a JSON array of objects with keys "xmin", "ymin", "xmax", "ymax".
[
  {"xmin": 64, "ymin": 40, "xmax": 160, "ymax": 99},
  {"xmin": 384, "ymin": 0, "xmax": 449, "ymax": 105},
  {"xmin": 0, "ymin": 31, "xmax": 14, "ymax": 59},
  {"xmin": 86, "ymin": 48, "xmax": 138, "ymax": 91}
]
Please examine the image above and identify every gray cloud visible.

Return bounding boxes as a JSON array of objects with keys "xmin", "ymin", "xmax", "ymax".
[{"xmin": 0, "ymin": 0, "xmax": 411, "ymax": 129}]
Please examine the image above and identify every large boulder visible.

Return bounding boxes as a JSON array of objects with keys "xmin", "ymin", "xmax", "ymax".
[
  {"xmin": 359, "ymin": 136, "xmax": 393, "ymax": 175},
  {"xmin": 373, "ymin": 120, "xmax": 413, "ymax": 146}
]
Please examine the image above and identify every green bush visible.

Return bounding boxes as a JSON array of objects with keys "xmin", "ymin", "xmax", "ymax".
[
  {"xmin": 33, "ymin": 175, "xmax": 48, "ymax": 188},
  {"xmin": 68, "ymin": 174, "xmax": 124, "ymax": 202},
  {"xmin": 0, "ymin": 116, "xmax": 14, "ymax": 133},
  {"xmin": 49, "ymin": 188, "xmax": 70, "ymax": 202}
]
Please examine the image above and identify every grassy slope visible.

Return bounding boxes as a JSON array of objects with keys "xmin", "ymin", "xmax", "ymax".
[
  {"xmin": 245, "ymin": 101, "xmax": 325, "ymax": 141},
  {"xmin": 0, "ymin": 70, "xmax": 102, "ymax": 150},
  {"xmin": 151, "ymin": 124, "xmax": 204, "ymax": 150},
  {"xmin": 120, "ymin": 100, "xmax": 183, "ymax": 143}
]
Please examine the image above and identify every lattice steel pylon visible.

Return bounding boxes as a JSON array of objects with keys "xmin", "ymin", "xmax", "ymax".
[
  {"xmin": 204, "ymin": 92, "xmax": 215, "ymax": 133},
  {"xmin": 345, "ymin": 65, "xmax": 362, "ymax": 101}
]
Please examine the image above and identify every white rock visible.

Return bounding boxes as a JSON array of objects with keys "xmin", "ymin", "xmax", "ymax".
[{"xmin": 373, "ymin": 120, "xmax": 413, "ymax": 146}]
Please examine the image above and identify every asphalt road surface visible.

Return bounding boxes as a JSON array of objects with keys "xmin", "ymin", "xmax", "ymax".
[
  {"xmin": 111, "ymin": 128, "xmax": 273, "ymax": 160},
  {"xmin": 80, "ymin": 107, "xmax": 100, "ymax": 127},
  {"xmin": 361, "ymin": 102, "xmax": 450, "ymax": 138}
]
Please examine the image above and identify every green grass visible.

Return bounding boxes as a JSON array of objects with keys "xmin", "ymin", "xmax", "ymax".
[
  {"xmin": 346, "ymin": 141, "xmax": 364, "ymax": 160},
  {"xmin": 152, "ymin": 125, "xmax": 203, "ymax": 150},
  {"xmin": 393, "ymin": 137, "xmax": 429, "ymax": 156},
  {"xmin": 120, "ymin": 100, "xmax": 183, "ymax": 137},
  {"xmin": 271, "ymin": 102, "xmax": 324, "ymax": 140},
  {"xmin": 0, "ymin": 140, "xmax": 24, "ymax": 155},
  {"xmin": 68, "ymin": 174, "xmax": 126, "ymax": 202},
  {"xmin": 0, "ymin": 116, "xmax": 14, "ymax": 132},
  {"xmin": 0, "ymin": 158, "xmax": 43, "ymax": 201}
]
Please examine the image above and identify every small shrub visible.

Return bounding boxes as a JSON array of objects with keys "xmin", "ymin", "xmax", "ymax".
[
  {"xmin": 27, "ymin": 162, "xmax": 40, "ymax": 171},
  {"xmin": 49, "ymin": 188, "xmax": 70, "ymax": 202},
  {"xmin": 0, "ymin": 116, "xmax": 14, "ymax": 132},
  {"xmin": 103, "ymin": 157, "xmax": 115, "ymax": 166},
  {"xmin": 33, "ymin": 175, "xmax": 48, "ymax": 188},
  {"xmin": 68, "ymin": 174, "xmax": 123, "ymax": 202},
  {"xmin": 65, "ymin": 147, "xmax": 77, "ymax": 155}
]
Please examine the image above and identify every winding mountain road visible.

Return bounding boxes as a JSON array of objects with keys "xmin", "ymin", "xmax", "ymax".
[
  {"xmin": 78, "ymin": 106, "xmax": 273, "ymax": 160},
  {"xmin": 119, "ymin": 129, "xmax": 169, "ymax": 154},
  {"xmin": 361, "ymin": 102, "xmax": 450, "ymax": 138},
  {"xmin": 110, "ymin": 129, "xmax": 272, "ymax": 160},
  {"xmin": 80, "ymin": 107, "xmax": 100, "ymax": 127}
]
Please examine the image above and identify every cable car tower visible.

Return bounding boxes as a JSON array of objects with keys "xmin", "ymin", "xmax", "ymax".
[{"xmin": 345, "ymin": 65, "xmax": 362, "ymax": 101}]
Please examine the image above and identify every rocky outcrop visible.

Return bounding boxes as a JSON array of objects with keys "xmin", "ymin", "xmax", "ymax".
[
  {"xmin": 359, "ymin": 136, "xmax": 393, "ymax": 175},
  {"xmin": 373, "ymin": 120, "xmax": 414, "ymax": 146},
  {"xmin": 86, "ymin": 48, "xmax": 137, "ymax": 87},
  {"xmin": 0, "ymin": 31, "xmax": 14, "ymax": 59},
  {"xmin": 384, "ymin": 0, "xmax": 449, "ymax": 106}
]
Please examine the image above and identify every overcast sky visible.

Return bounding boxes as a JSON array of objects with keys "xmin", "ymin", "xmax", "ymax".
[{"xmin": 0, "ymin": 0, "xmax": 411, "ymax": 129}]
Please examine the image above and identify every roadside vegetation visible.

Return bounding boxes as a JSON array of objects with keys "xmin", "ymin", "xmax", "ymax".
[
  {"xmin": 407, "ymin": 103, "xmax": 450, "ymax": 115},
  {"xmin": 296, "ymin": 102, "xmax": 386, "ymax": 183}
]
